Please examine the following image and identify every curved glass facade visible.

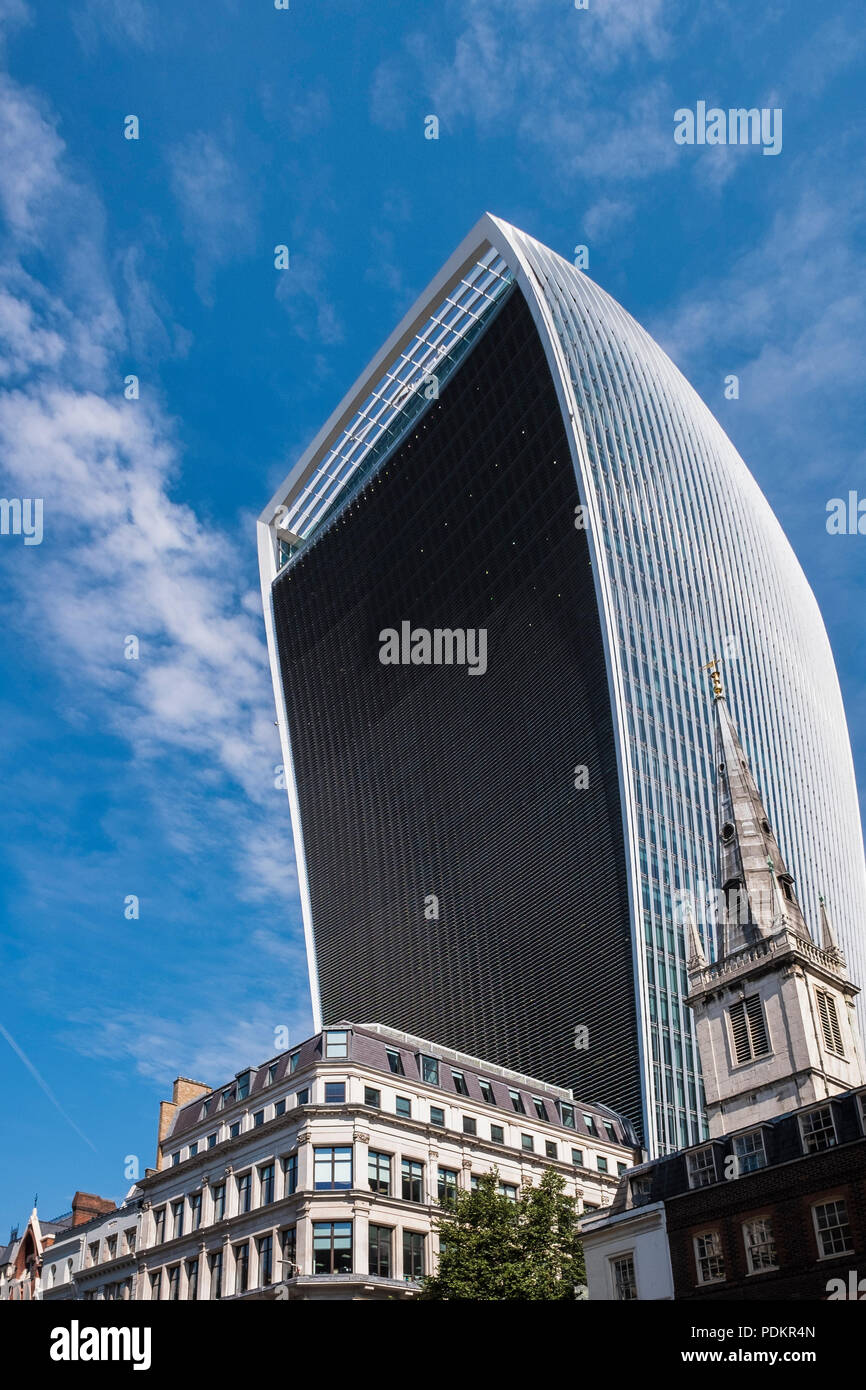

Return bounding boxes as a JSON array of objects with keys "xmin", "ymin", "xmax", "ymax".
[{"xmin": 259, "ymin": 215, "xmax": 866, "ymax": 1156}]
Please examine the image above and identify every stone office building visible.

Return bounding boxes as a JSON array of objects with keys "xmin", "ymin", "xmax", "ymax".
[
  {"xmin": 42, "ymin": 1193, "xmax": 143, "ymax": 1303},
  {"xmin": 73, "ymin": 1022, "xmax": 639, "ymax": 1301}
]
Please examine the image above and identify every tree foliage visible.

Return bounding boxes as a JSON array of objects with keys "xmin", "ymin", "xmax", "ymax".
[{"xmin": 419, "ymin": 1168, "xmax": 586, "ymax": 1301}]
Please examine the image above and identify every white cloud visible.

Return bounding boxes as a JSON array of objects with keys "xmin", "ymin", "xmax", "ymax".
[
  {"xmin": 582, "ymin": 196, "xmax": 634, "ymax": 242},
  {"xmin": 167, "ymin": 130, "xmax": 258, "ymax": 302},
  {"xmin": 653, "ymin": 182, "xmax": 866, "ymax": 415},
  {"xmin": 73, "ymin": 0, "xmax": 155, "ymax": 51},
  {"xmin": 66, "ymin": 996, "xmax": 313, "ymax": 1089},
  {"xmin": 0, "ymin": 72, "xmax": 296, "ymax": 914},
  {"xmin": 372, "ymin": 0, "xmax": 678, "ymax": 184},
  {"xmin": 0, "ymin": 276, "xmax": 65, "ymax": 377},
  {"xmin": 274, "ymin": 227, "xmax": 344, "ymax": 345},
  {"xmin": 0, "ymin": 73, "xmax": 64, "ymax": 239}
]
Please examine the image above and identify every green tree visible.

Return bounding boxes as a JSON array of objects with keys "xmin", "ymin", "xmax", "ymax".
[{"xmin": 419, "ymin": 1168, "xmax": 586, "ymax": 1301}]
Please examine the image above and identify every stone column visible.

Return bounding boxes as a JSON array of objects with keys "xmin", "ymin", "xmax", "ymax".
[
  {"xmin": 296, "ymin": 1128, "xmax": 313, "ymax": 1191},
  {"xmin": 139, "ymin": 1200, "xmax": 153, "ymax": 1249},
  {"xmin": 353, "ymin": 1197, "xmax": 372, "ymax": 1275},
  {"xmin": 192, "ymin": 1245, "xmax": 205, "ymax": 1301},
  {"xmin": 224, "ymin": 1165, "xmax": 236, "ymax": 1219},
  {"xmin": 353, "ymin": 1129, "xmax": 370, "ymax": 1196},
  {"xmin": 296, "ymin": 1201, "xmax": 313, "ymax": 1277},
  {"xmin": 200, "ymin": 1174, "xmax": 212, "ymax": 1227}
]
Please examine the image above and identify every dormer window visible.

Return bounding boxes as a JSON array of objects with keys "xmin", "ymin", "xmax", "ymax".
[
  {"xmin": 731, "ymin": 1128, "xmax": 767, "ymax": 1174},
  {"xmin": 236, "ymin": 1072, "xmax": 250, "ymax": 1101},
  {"xmin": 631, "ymin": 1176, "xmax": 652, "ymax": 1205},
  {"xmin": 720, "ymin": 822, "xmax": 735, "ymax": 843},
  {"xmin": 419, "ymin": 1054, "xmax": 440, "ymax": 1086},
  {"xmin": 325, "ymin": 1030, "xmax": 348, "ymax": 1059},
  {"xmin": 686, "ymin": 1146, "xmax": 717, "ymax": 1189},
  {"xmin": 799, "ymin": 1105, "xmax": 837, "ymax": 1154},
  {"xmin": 779, "ymin": 875, "xmax": 795, "ymax": 903}
]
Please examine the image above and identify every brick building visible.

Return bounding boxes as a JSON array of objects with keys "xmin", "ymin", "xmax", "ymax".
[
  {"xmin": 0, "ymin": 1192, "xmax": 115, "ymax": 1301},
  {"xmin": 585, "ymin": 1086, "xmax": 866, "ymax": 1300}
]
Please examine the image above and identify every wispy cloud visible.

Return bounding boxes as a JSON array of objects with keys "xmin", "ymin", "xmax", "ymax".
[
  {"xmin": 582, "ymin": 196, "xmax": 634, "ymax": 242},
  {"xmin": 371, "ymin": 0, "xmax": 678, "ymax": 184},
  {"xmin": 652, "ymin": 178, "xmax": 866, "ymax": 458},
  {"xmin": 274, "ymin": 226, "xmax": 344, "ymax": 345},
  {"xmin": 0, "ymin": 74, "xmax": 298, "ymax": 938},
  {"xmin": 66, "ymin": 994, "xmax": 312, "ymax": 1091},
  {"xmin": 0, "ymin": 1021, "xmax": 96, "ymax": 1151},
  {"xmin": 73, "ymin": 0, "xmax": 156, "ymax": 52},
  {"xmin": 167, "ymin": 129, "xmax": 259, "ymax": 302}
]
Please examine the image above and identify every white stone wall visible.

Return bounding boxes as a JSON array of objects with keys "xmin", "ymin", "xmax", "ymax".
[{"xmin": 78, "ymin": 1057, "xmax": 635, "ymax": 1299}]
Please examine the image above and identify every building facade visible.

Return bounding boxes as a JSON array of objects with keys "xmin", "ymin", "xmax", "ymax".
[
  {"xmin": 41, "ymin": 1196, "xmax": 141, "ymax": 1303},
  {"xmin": 582, "ymin": 681, "xmax": 866, "ymax": 1300},
  {"xmin": 1, "ymin": 1192, "xmax": 116, "ymax": 1302},
  {"xmin": 583, "ymin": 1087, "xmax": 866, "ymax": 1301},
  {"xmin": 258, "ymin": 213, "xmax": 866, "ymax": 1155},
  {"xmin": 69, "ymin": 1022, "xmax": 639, "ymax": 1301}
]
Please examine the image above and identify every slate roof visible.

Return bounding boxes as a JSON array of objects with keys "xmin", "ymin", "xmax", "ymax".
[{"xmin": 167, "ymin": 1020, "xmax": 638, "ymax": 1146}]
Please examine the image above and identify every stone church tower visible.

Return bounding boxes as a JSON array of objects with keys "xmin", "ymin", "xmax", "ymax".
[{"xmin": 685, "ymin": 662, "xmax": 865, "ymax": 1137}]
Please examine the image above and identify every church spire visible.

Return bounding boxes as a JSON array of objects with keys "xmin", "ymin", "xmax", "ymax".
[
  {"xmin": 684, "ymin": 893, "xmax": 707, "ymax": 969},
  {"xmin": 819, "ymin": 894, "xmax": 843, "ymax": 958},
  {"xmin": 686, "ymin": 662, "xmax": 865, "ymax": 1136},
  {"xmin": 704, "ymin": 658, "xmax": 811, "ymax": 955}
]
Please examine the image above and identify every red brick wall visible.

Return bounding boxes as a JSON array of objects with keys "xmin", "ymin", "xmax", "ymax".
[
  {"xmin": 666, "ymin": 1141, "xmax": 866, "ymax": 1300},
  {"xmin": 71, "ymin": 1192, "xmax": 116, "ymax": 1227}
]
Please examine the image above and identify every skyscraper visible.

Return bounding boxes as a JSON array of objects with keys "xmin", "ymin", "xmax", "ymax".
[{"xmin": 257, "ymin": 214, "xmax": 866, "ymax": 1154}]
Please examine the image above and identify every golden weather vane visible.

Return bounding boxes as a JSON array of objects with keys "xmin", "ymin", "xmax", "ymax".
[{"xmin": 702, "ymin": 655, "xmax": 724, "ymax": 699}]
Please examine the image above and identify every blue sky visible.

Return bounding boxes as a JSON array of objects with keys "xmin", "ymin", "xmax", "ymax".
[{"xmin": 1, "ymin": 0, "xmax": 864, "ymax": 1229}]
